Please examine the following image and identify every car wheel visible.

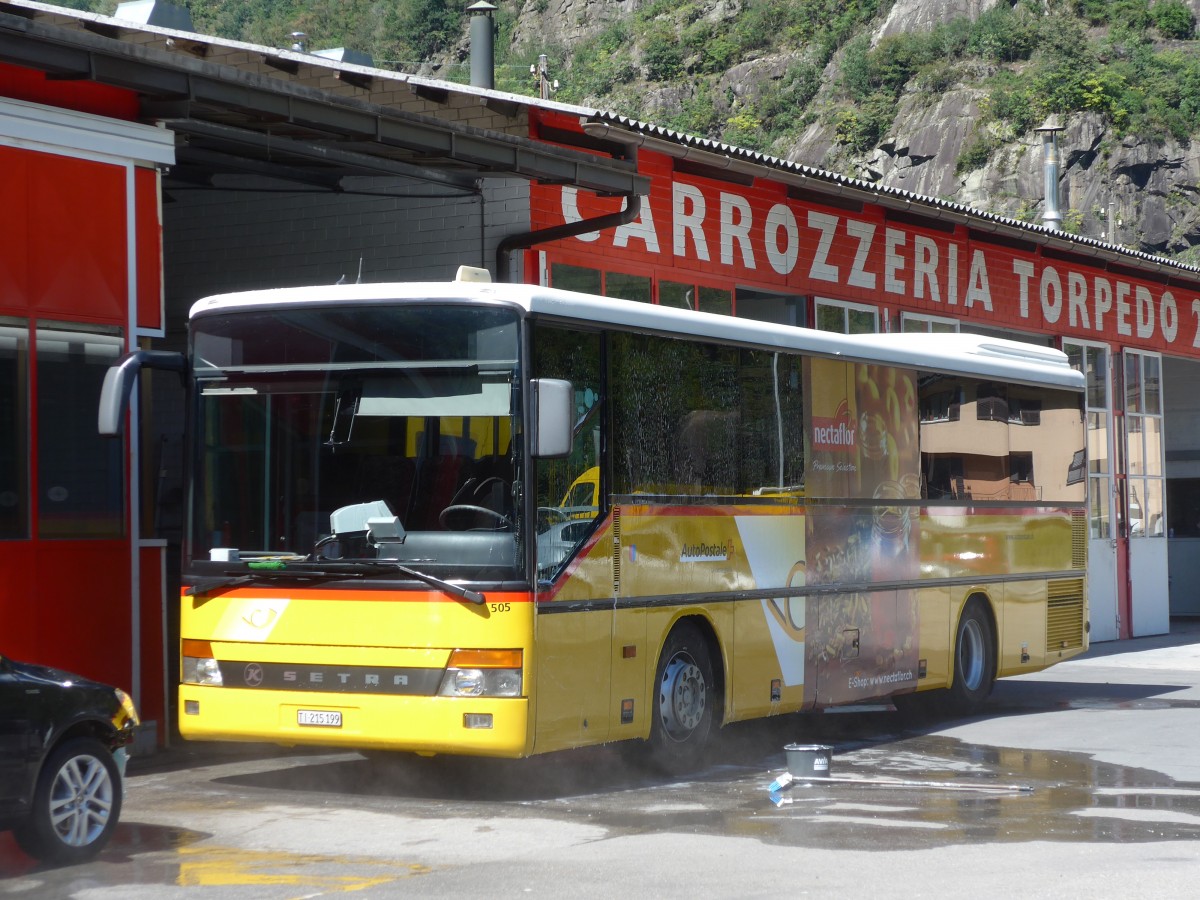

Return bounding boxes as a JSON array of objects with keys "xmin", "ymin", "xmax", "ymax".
[{"xmin": 14, "ymin": 737, "xmax": 123, "ymax": 865}]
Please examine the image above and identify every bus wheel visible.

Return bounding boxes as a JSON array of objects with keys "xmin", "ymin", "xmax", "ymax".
[
  {"xmin": 948, "ymin": 599, "xmax": 995, "ymax": 715},
  {"xmin": 648, "ymin": 622, "xmax": 715, "ymax": 773}
]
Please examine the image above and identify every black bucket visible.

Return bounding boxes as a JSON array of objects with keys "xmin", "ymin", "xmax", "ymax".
[{"xmin": 784, "ymin": 743, "xmax": 833, "ymax": 778}]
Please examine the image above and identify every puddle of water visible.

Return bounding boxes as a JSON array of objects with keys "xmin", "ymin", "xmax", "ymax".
[
  {"xmin": 500, "ymin": 728, "xmax": 1200, "ymax": 851},
  {"xmin": 200, "ymin": 711, "xmax": 1200, "ymax": 853},
  {"xmin": 799, "ymin": 814, "xmax": 949, "ymax": 830}
]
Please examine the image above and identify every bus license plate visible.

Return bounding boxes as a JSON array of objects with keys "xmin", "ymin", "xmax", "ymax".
[{"xmin": 297, "ymin": 709, "xmax": 342, "ymax": 728}]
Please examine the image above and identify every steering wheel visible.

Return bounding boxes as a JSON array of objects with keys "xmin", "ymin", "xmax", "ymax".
[
  {"xmin": 439, "ymin": 504, "xmax": 512, "ymax": 530},
  {"xmin": 449, "ymin": 475, "xmax": 507, "ymax": 506}
]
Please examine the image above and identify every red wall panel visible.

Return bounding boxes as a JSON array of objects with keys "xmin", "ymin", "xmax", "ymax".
[
  {"xmin": 28, "ymin": 153, "xmax": 127, "ymax": 321},
  {"xmin": 1, "ymin": 541, "xmax": 132, "ymax": 691},
  {"xmin": 0, "ymin": 145, "xmax": 128, "ymax": 323},
  {"xmin": 135, "ymin": 167, "xmax": 163, "ymax": 331},
  {"xmin": 0, "ymin": 62, "xmax": 139, "ymax": 120},
  {"xmin": 138, "ymin": 544, "xmax": 167, "ymax": 735},
  {"xmin": 0, "ymin": 147, "xmax": 29, "ymax": 316}
]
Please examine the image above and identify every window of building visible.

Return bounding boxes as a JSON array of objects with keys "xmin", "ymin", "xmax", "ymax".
[
  {"xmin": 548, "ymin": 265, "xmax": 729, "ymax": 314},
  {"xmin": 605, "ymin": 271, "xmax": 652, "ymax": 303},
  {"xmin": 36, "ymin": 322, "xmax": 125, "ymax": 539},
  {"xmin": 814, "ymin": 298, "xmax": 880, "ymax": 334},
  {"xmin": 918, "ymin": 378, "xmax": 961, "ymax": 423},
  {"xmin": 696, "ymin": 285, "xmax": 732, "ymax": 316},
  {"xmin": 901, "ymin": 312, "xmax": 959, "ymax": 333},
  {"xmin": 0, "ymin": 317, "xmax": 28, "ymax": 540},
  {"xmin": 659, "ymin": 281, "xmax": 696, "ymax": 310},
  {"xmin": 1007, "ymin": 392, "xmax": 1042, "ymax": 425},
  {"xmin": 976, "ymin": 382, "xmax": 1009, "ymax": 422},
  {"xmin": 1124, "ymin": 350, "xmax": 1164, "ymax": 538},
  {"xmin": 550, "ymin": 262, "xmax": 601, "ymax": 295},
  {"xmin": 1010, "ymin": 451, "xmax": 1034, "ymax": 483},
  {"xmin": 1065, "ymin": 341, "xmax": 1112, "ymax": 540},
  {"xmin": 736, "ymin": 288, "xmax": 806, "ymax": 326}
]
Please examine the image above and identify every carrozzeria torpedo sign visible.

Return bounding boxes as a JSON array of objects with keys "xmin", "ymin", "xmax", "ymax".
[{"xmin": 528, "ymin": 141, "xmax": 1200, "ymax": 354}]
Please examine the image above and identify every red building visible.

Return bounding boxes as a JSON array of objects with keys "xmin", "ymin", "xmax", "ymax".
[{"xmin": 0, "ymin": 61, "xmax": 173, "ymax": 745}]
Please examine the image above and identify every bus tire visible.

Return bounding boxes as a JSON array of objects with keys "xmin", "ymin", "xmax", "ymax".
[
  {"xmin": 647, "ymin": 621, "xmax": 715, "ymax": 773},
  {"xmin": 947, "ymin": 598, "xmax": 996, "ymax": 715}
]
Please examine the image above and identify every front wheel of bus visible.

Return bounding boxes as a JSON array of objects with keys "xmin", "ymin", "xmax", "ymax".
[
  {"xmin": 648, "ymin": 622, "xmax": 715, "ymax": 773},
  {"xmin": 948, "ymin": 599, "xmax": 995, "ymax": 715}
]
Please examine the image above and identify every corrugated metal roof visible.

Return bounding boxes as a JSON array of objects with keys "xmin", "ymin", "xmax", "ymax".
[{"xmin": 5, "ymin": 0, "xmax": 1199, "ymax": 282}]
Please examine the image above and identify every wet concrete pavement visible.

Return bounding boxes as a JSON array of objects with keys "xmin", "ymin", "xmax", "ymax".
[{"xmin": 4, "ymin": 621, "xmax": 1200, "ymax": 897}]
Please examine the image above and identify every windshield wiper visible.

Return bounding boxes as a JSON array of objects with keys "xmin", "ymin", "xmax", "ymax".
[{"xmin": 186, "ymin": 560, "xmax": 485, "ymax": 605}]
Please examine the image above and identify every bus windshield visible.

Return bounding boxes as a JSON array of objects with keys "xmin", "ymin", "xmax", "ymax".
[{"xmin": 189, "ymin": 304, "xmax": 524, "ymax": 582}]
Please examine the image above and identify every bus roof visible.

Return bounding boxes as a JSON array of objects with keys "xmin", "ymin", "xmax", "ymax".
[{"xmin": 190, "ymin": 279, "xmax": 1085, "ymax": 390}]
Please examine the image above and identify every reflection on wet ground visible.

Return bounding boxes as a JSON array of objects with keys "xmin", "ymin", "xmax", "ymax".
[
  {"xmin": 0, "ymin": 830, "xmax": 428, "ymax": 896},
  {"xmin": 4, "ymin": 699, "xmax": 1200, "ymax": 893},
  {"xmin": 206, "ymin": 708, "xmax": 1200, "ymax": 850}
]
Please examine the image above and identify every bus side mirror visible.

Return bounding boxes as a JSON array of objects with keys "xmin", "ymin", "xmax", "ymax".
[
  {"xmin": 98, "ymin": 349, "xmax": 187, "ymax": 435},
  {"xmin": 531, "ymin": 378, "xmax": 573, "ymax": 458}
]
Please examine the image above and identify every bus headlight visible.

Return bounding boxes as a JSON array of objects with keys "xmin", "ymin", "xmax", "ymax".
[
  {"xmin": 437, "ymin": 649, "xmax": 523, "ymax": 698},
  {"xmin": 182, "ymin": 639, "xmax": 223, "ymax": 686}
]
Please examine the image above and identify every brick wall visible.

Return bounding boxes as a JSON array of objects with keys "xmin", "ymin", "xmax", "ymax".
[{"xmin": 163, "ymin": 175, "xmax": 530, "ymax": 319}]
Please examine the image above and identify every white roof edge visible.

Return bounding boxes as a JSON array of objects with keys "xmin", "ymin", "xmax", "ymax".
[
  {"xmin": 0, "ymin": 95, "xmax": 175, "ymax": 165},
  {"xmin": 189, "ymin": 281, "xmax": 1084, "ymax": 390}
]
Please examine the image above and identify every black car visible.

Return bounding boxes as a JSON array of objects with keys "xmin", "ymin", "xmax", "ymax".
[{"xmin": 0, "ymin": 653, "xmax": 140, "ymax": 864}]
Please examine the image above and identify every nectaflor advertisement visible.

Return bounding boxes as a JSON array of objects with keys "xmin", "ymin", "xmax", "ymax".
[{"xmin": 804, "ymin": 359, "xmax": 921, "ymax": 706}]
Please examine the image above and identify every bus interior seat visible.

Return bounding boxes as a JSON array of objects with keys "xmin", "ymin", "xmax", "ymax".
[
  {"xmin": 411, "ymin": 452, "xmax": 474, "ymax": 529},
  {"xmin": 356, "ymin": 455, "xmax": 415, "ymax": 527}
]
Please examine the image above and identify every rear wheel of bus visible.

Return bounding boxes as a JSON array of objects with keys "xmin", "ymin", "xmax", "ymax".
[
  {"xmin": 646, "ymin": 621, "xmax": 717, "ymax": 773},
  {"xmin": 894, "ymin": 596, "xmax": 995, "ymax": 720},
  {"xmin": 947, "ymin": 597, "xmax": 996, "ymax": 715}
]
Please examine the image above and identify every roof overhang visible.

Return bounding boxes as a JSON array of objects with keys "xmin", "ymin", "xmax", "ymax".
[{"xmin": 0, "ymin": 4, "xmax": 649, "ymax": 197}]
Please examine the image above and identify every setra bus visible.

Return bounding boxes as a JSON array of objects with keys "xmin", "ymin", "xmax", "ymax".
[{"xmin": 100, "ymin": 266, "xmax": 1089, "ymax": 770}]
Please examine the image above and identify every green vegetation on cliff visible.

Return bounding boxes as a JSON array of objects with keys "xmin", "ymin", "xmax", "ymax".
[{"xmin": 83, "ymin": 1, "xmax": 1200, "ymax": 177}]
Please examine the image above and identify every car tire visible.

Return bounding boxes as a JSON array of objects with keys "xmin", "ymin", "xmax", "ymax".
[{"xmin": 14, "ymin": 737, "xmax": 123, "ymax": 865}]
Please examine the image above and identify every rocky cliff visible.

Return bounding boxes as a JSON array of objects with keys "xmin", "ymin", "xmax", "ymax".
[{"xmin": 495, "ymin": 0, "xmax": 1200, "ymax": 261}]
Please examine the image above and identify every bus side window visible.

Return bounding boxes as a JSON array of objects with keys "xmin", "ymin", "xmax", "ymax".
[{"xmin": 531, "ymin": 324, "xmax": 603, "ymax": 576}]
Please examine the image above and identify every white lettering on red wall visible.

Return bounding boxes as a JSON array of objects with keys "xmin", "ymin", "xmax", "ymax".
[{"xmin": 542, "ymin": 164, "xmax": 1200, "ymax": 353}]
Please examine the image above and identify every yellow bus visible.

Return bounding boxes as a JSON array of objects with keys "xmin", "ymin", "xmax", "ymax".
[{"xmin": 101, "ymin": 267, "xmax": 1088, "ymax": 771}]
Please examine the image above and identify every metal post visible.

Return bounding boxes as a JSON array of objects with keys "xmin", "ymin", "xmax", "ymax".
[
  {"xmin": 468, "ymin": 2, "xmax": 497, "ymax": 90},
  {"xmin": 1036, "ymin": 115, "xmax": 1064, "ymax": 231}
]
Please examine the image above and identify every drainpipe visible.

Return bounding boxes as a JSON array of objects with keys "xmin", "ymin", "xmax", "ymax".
[
  {"xmin": 496, "ymin": 144, "xmax": 642, "ymax": 283},
  {"xmin": 1036, "ymin": 115, "xmax": 1065, "ymax": 231}
]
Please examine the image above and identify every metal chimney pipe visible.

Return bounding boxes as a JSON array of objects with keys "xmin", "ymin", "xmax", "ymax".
[
  {"xmin": 1036, "ymin": 115, "xmax": 1064, "ymax": 231},
  {"xmin": 468, "ymin": 1, "xmax": 497, "ymax": 90}
]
